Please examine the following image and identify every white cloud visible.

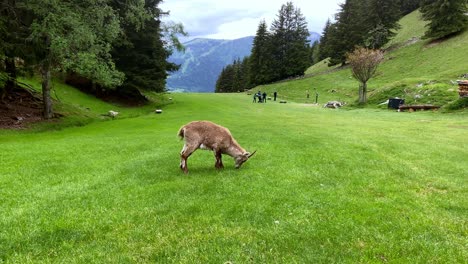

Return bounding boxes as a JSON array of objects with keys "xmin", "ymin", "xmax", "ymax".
[{"xmin": 161, "ymin": 0, "xmax": 343, "ymax": 40}]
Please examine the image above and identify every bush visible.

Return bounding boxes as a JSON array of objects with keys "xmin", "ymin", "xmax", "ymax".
[
  {"xmin": 368, "ymin": 81, "xmax": 459, "ymax": 107},
  {"xmin": 443, "ymin": 97, "xmax": 468, "ymax": 111}
]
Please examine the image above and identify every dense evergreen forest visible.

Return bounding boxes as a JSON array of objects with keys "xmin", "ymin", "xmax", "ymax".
[
  {"xmin": 0, "ymin": 0, "xmax": 184, "ymax": 119},
  {"xmin": 216, "ymin": 0, "xmax": 467, "ymax": 93}
]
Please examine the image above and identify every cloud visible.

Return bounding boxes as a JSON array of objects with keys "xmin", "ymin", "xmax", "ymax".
[
  {"xmin": 161, "ymin": 0, "xmax": 343, "ymax": 40},
  {"xmin": 183, "ymin": 9, "xmax": 265, "ymax": 37}
]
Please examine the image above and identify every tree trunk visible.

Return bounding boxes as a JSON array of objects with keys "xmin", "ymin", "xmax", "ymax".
[
  {"xmin": 4, "ymin": 57, "xmax": 17, "ymax": 90},
  {"xmin": 41, "ymin": 34, "xmax": 53, "ymax": 119},
  {"xmin": 359, "ymin": 82, "xmax": 367, "ymax": 104},
  {"xmin": 1, "ymin": 57, "xmax": 17, "ymax": 101},
  {"xmin": 41, "ymin": 62, "xmax": 53, "ymax": 119}
]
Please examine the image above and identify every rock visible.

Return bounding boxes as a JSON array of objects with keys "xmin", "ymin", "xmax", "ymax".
[
  {"xmin": 108, "ymin": 110, "xmax": 119, "ymax": 118},
  {"xmin": 324, "ymin": 101, "xmax": 344, "ymax": 108}
]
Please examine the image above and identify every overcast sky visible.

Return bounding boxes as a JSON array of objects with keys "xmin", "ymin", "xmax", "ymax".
[{"xmin": 160, "ymin": 0, "xmax": 344, "ymax": 41}]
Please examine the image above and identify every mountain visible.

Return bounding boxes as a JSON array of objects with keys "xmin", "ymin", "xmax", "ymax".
[
  {"xmin": 166, "ymin": 32, "xmax": 321, "ymax": 92},
  {"xmin": 166, "ymin": 37, "xmax": 254, "ymax": 92}
]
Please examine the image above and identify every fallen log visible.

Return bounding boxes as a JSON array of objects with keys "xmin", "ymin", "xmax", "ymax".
[{"xmin": 399, "ymin": 104, "xmax": 440, "ymax": 112}]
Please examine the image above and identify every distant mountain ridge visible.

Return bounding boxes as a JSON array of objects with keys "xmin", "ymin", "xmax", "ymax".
[{"xmin": 166, "ymin": 32, "xmax": 320, "ymax": 92}]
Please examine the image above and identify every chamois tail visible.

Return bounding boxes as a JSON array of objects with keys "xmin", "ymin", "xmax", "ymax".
[{"xmin": 177, "ymin": 126, "xmax": 185, "ymax": 140}]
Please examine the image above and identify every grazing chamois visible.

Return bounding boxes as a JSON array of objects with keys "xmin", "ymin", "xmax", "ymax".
[{"xmin": 177, "ymin": 121, "xmax": 256, "ymax": 174}]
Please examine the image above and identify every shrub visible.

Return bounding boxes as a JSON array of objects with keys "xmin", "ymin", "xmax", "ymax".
[{"xmin": 443, "ymin": 97, "xmax": 468, "ymax": 111}]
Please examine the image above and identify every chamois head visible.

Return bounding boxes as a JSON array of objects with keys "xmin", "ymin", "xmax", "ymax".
[{"xmin": 234, "ymin": 150, "xmax": 256, "ymax": 169}]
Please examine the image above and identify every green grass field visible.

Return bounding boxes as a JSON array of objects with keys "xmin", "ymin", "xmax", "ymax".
[
  {"xmin": 1, "ymin": 93, "xmax": 467, "ymax": 263},
  {"xmin": 1, "ymin": 9, "xmax": 467, "ymax": 263}
]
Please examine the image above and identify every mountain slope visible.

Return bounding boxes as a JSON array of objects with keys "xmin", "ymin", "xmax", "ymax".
[
  {"xmin": 252, "ymin": 10, "xmax": 468, "ymax": 109},
  {"xmin": 167, "ymin": 37, "xmax": 254, "ymax": 92},
  {"xmin": 167, "ymin": 32, "xmax": 320, "ymax": 92}
]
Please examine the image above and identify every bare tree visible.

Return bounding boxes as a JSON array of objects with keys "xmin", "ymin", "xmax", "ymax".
[{"xmin": 347, "ymin": 47, "xmax": 384, "ymax": 104}]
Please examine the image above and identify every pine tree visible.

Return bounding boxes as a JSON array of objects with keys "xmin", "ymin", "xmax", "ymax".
[
  {"xmin": 215, "ymin": 67, "xmax": 229, "ymax": 93},
  {"xmin": 23, "ymin": 0, "xmax": 126, "ymax": 118},
  {"xmin": 328, "ymin": 0, "xmax": 367, "ymax": 66},
  {"xmin": 239, "ymin": 57, "xmax": 251, "ymax": 91},
  {"xmin": 365, "ymin": 0, "xmax": 401, "ymax": 49},
  {"xmin": 216, "ymin": 56, "xmax": 253, "ymax": 93},
  {"xmin": 111, "ymin": 0, "xmax": 179, "ymax": 93},
  {"xmin": 318, "ymin": 19, "xmax": 334, "ymax": 61},
  {"xmin": 231, "ymin": 58, "xmax": 241, "ymax": 92},
  {"xmin": 326, "ymin": 0, "xmax": 398, "ymax": 64},
  {"xmin": 309, "ymin": 41, "xmax": 320, "ymax": 65},
  {"xmin": 270, "ymin": 2, "xmax": 310, "ymax": 81},
  {"xmin": 398, "ymin": 0, "xmax": 421, "ymax": 15},
  {"xmin": 0, "ymin": 0, "xmax": 32, "ymax": 95},
  {"xmin": 249, "ymin": 20, "xmax": 273, "ymax": 86},
  {"xmin": 420, "ymin": 0, "xmax": 468, "ymax": 39}
]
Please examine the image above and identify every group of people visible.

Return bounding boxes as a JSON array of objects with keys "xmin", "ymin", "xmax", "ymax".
[
  {"xmin": 251, "ymin": 88, "xmax": 320, "ymax": 104},
  {"xmin": 253, "ymin": 91, "xmax": 277, "ymax": 103}
]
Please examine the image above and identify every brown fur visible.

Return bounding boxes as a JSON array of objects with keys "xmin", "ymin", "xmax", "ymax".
[{"xmin": 178, "ymin": 121, "xmax": 255, "ymax": 174}]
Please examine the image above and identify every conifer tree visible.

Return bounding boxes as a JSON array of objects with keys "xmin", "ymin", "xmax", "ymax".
[
  {"xmin": 328, "ymin": 0, "xmax": 367, "ymax": 66},
  {"xmin": 398, "ymin": 0, "xmax": 421, "ymax": 15},
  {"xmin": 420, "ymin": 0, "xmax": 468, "ymax": 39},
  {"xmin": 111, "ymin": 0, "xmax": 182, "ymax": 93},
  {"xmin": 270, "ymin": 2, "xmax": 310, "ymax": 80},
  {"xmin": 215, "ymin": 67, "xmax": 229, "ymax": 93},
  {"xmin": 249, "ymin": 20, "xmax": 273, "ymax": 86},
  {"xmin": 318, "ymin": 19, "xmax": 333, "ymax": 61},
  {"xmin": 216, "ymin": 57, "xmax": 252, "ymax": 93},
  {"xmin": 365, "ymin": 0, "xmax": 401, "ymax": 49},
  {"xmin": 326, "ymin": 0, "xmax": 400, "ymax": 64},
  {"xmin": 309, "ymin": 41, "xmax": 320, "ymax": 65},
  {"xmin": 231, "ymin": 58, "xmax": 242, "ymax": 92},
  {"xmin": 23, "ymin": 0, "xmax": 126, "ymax": 118},
  {"xmin": 0, "ymin": 0, "xmax": 33, "ymax": 96},
  {"xmin": 239, "ymin": 57, "xmax": 251, "ymax": 90}
]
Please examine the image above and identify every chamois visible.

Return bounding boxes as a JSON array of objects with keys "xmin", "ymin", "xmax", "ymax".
[{"xmin": 177, "ymin": 121, "xmax": 256, "ymax": 174}]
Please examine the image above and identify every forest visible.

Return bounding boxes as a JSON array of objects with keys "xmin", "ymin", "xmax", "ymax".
[
  {"xmin": 1, "ymin": 0, "xmax": 184, "ymax": 120},
  {"xmin": 215, "ymin": 0, "xmax": 468, "ymax": 93}
]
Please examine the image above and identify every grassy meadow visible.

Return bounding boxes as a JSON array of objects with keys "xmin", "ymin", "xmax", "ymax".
[
  {"xmin": 1, "ymin": 92, "xmax": 467, "ymax": 263},
  {"xmin": 1, "ymin": 8, "xmax": 467, "ymax": 263}
]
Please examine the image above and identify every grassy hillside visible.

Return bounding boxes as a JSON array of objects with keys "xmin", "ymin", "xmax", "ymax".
[
  {"xmin": 259, "ymin": 10, "xmax": 467, "ymax": 110},
  {"xmin": 17, "ymin": 78, "xmax": 172, "ymax": 130},
  {"xmin": 1, "ymin": 93, "xmax": 467, "ymax": 262},
  {"xmin": 385, "ymin": 10, "xmax": 428, "ymax": 49}
]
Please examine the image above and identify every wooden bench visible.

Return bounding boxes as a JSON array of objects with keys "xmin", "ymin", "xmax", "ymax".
[{"xmin": 398, "ymin": 105, "xmax": 440, "ymax": 112}]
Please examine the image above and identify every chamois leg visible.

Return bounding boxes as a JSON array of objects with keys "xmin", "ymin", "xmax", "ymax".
[
  {"xmin": 214, "ymin": 150, "xmax": 224, "ymax": 169},
  {"xmin": 180, "ymin": 144, "xmax": 198, "ymax": 174}
]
